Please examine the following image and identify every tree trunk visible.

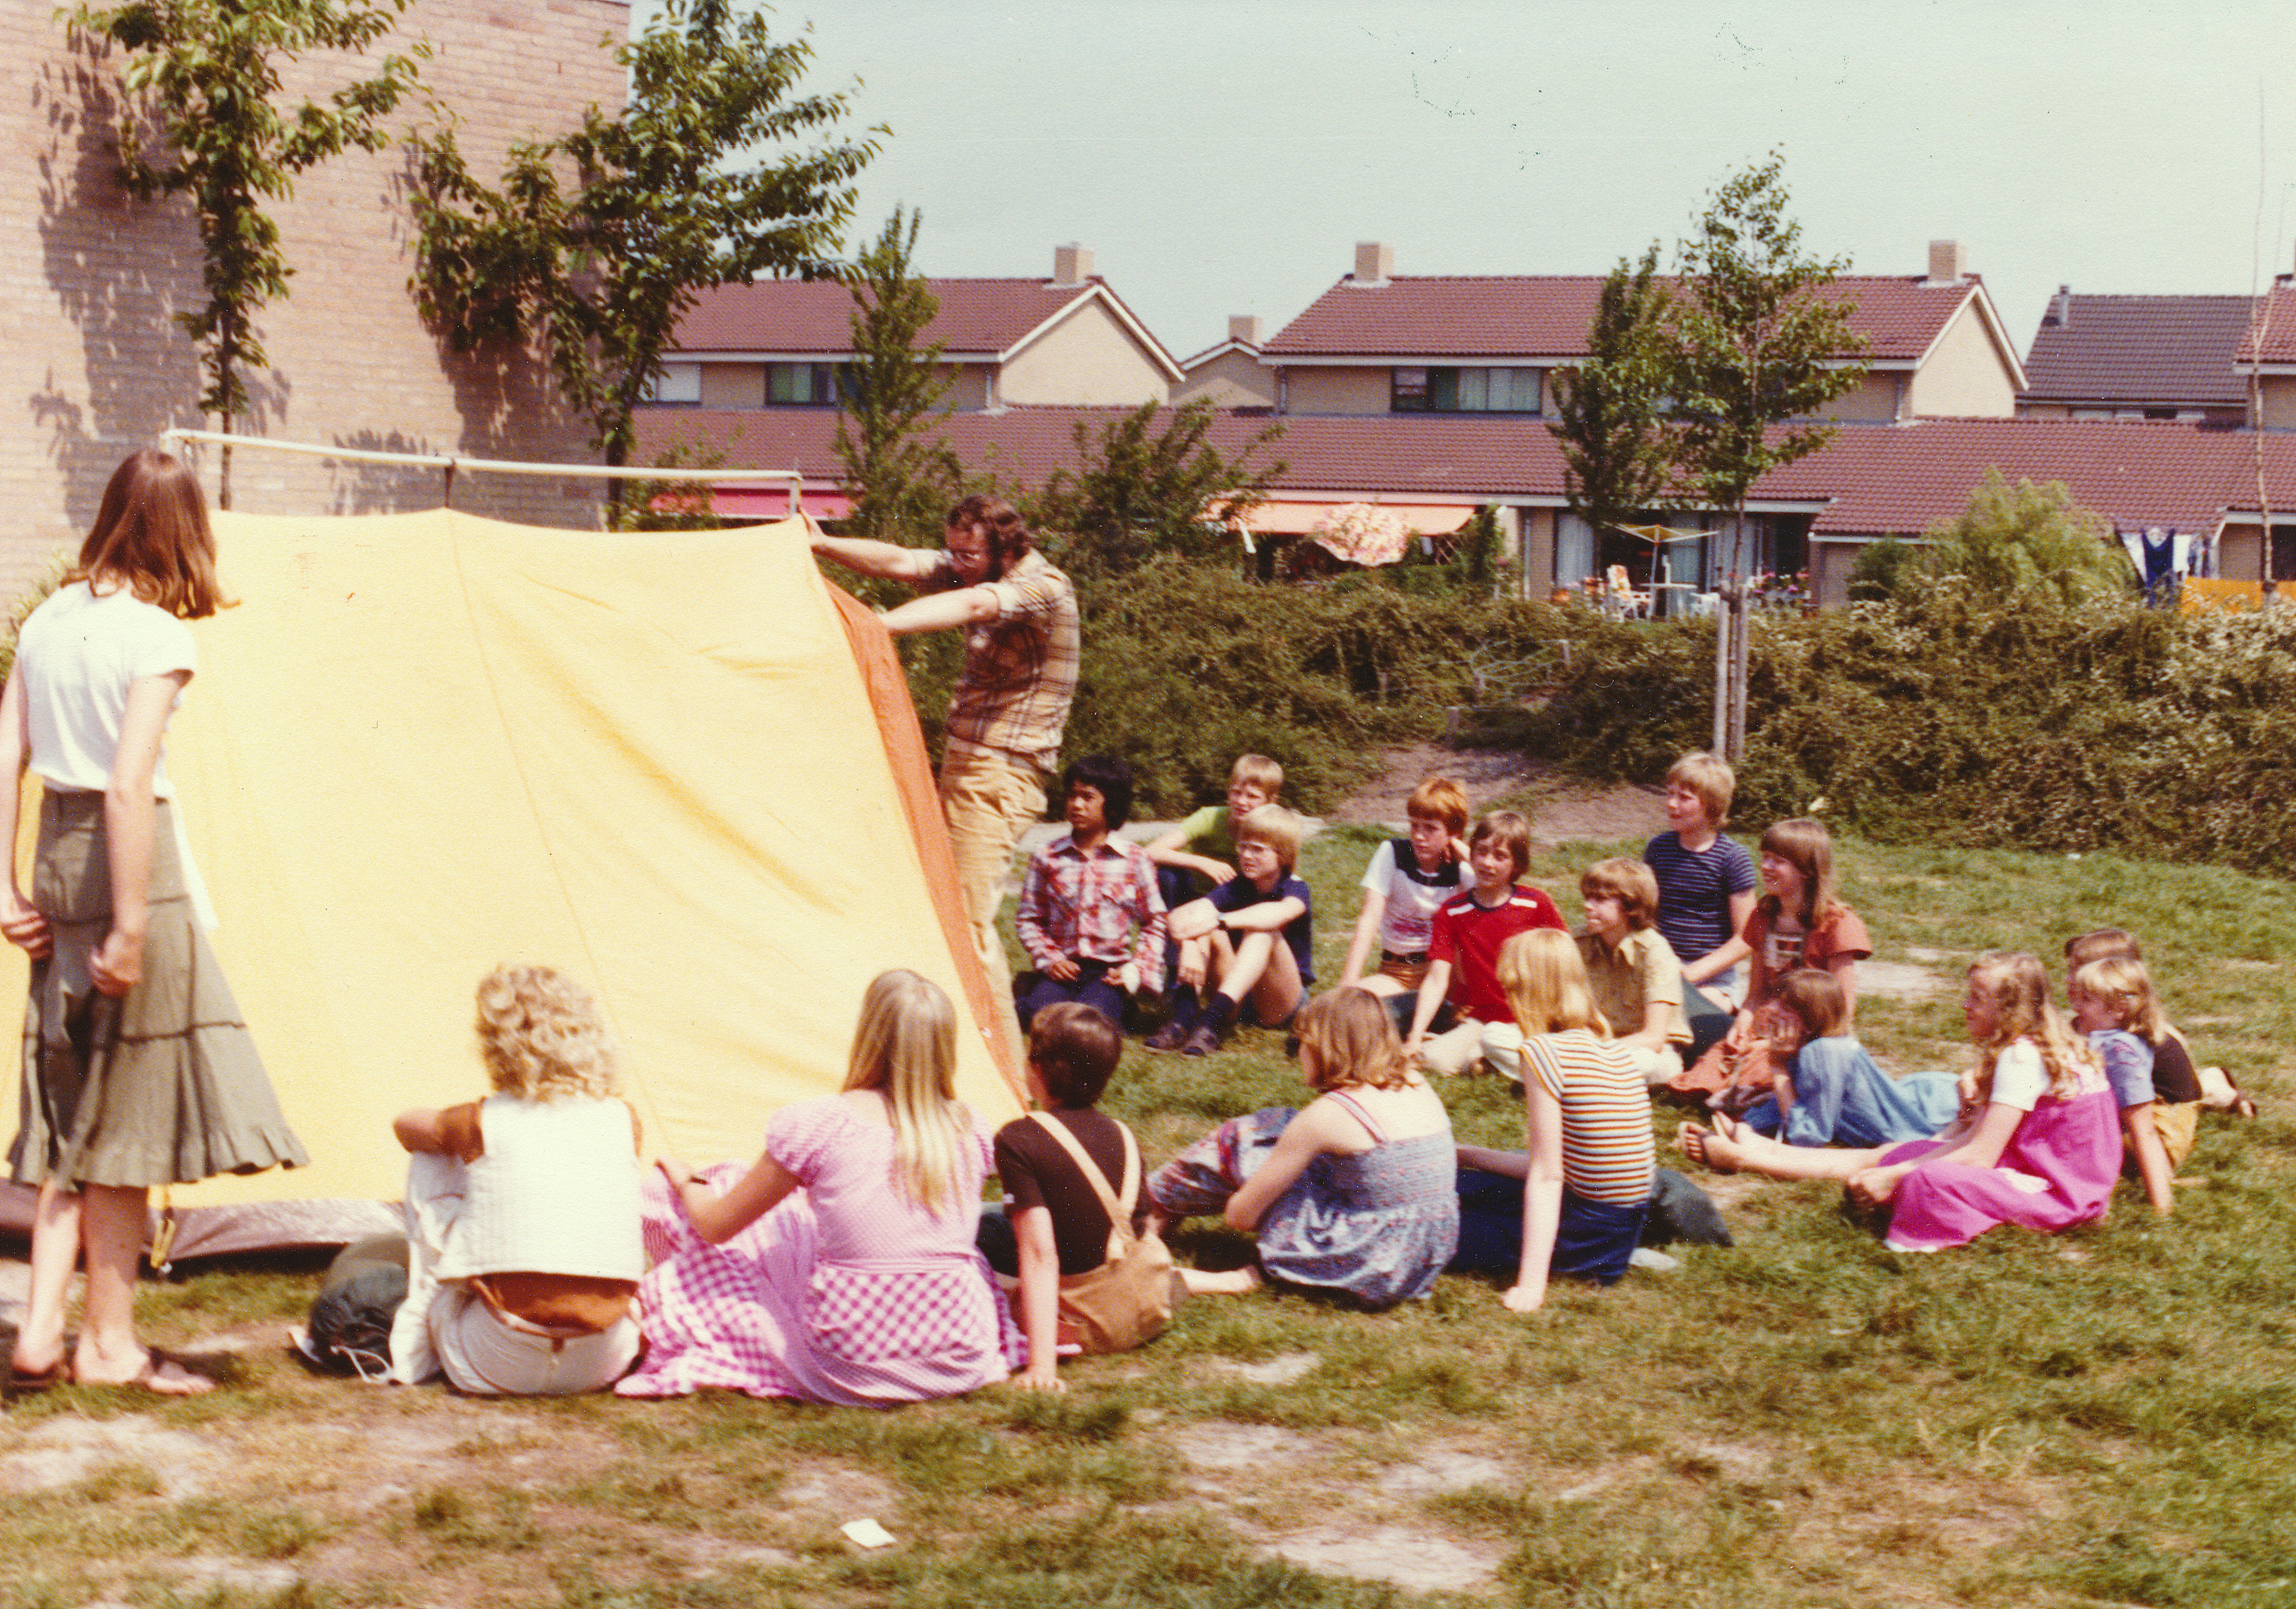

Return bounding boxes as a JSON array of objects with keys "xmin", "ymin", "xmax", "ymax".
[
  {"xmin": 219, "ymin": 407, "xmax": 234, "ymax": 512},
  {"xmin": 1729, "ymin": 507, "xmax": 1752, "ymax": 757},
  {"xmin": 1710, "ymin": 579, "xmax": 1730, "ymax": 753}
]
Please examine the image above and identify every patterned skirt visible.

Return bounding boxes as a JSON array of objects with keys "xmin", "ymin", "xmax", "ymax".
[{"xmin": 10, "ymin": 790, "xmax": 307, "ymax": 1190}]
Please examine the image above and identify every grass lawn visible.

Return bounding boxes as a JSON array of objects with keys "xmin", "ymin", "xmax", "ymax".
[{"xmin": 2, "ymin": 822, "xmax": 2291, "ymax": 1608}]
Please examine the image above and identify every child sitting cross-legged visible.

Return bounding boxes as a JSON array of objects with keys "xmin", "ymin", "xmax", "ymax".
[
  {"xmin": 1740, "ymin": 968, "xmax": 1961, "ymax": 1147},
  {"xmin": 1147, "ymin": 987, "xmax": 1458, "ymax": 1307},
  {"xmin": 1449, "ymin": 928, "xmax": 1658, "ymax": 1305},
  {"xmin": 1339, "ymin": 775, "xmax": 1472, "ymax": 1035},
  {"xmin": 1149, "ymin": 805, "xmax": 1314, "ymax": 1056},
  {"xmin": 389, "ymin": 965, "xmax": 645, "ymax": 1396},
  {"xmin": 1403, "ymin": 810, "xmax": 1567, "ymax": 1077},
  {"xmin": 1645, "ymin": 751, "xmax": 1758, "ymax": 1060},
  {"xmin": 1576, "ymin": 858, "xmax": 1693, "ymax": 1088},
  {"xmin": 2065, "ymin": 927, "xmax": 2253, "ymax": 1137},
  {"xmin": 976, "ymin": 1004, "xmax": 1179, "ymax": 1392},
  {"xmin": 1013, "ymin": 754, "xmax": 1166, "ymax": 1032}
]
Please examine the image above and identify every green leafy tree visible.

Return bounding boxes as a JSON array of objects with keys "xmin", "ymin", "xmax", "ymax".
[
  {"xmin": 833, "ymin": 206, "xmax": 959, "ymax": 544},
  {"xmin": 1548, "ymin": 245, "xmax": 1675, "ymax": 539},
  {"xmin": 1917, "ymin": 469, "xmax": 2130, "ymax": 606},
  {"xmin": 1670, "ymin": 150, "xmax": 1870, "ymax": 755},
  {"xmin": 68, "ymin": 0, "xmax": 426, "ymax": 504},
  {"xmin": 408, "ymin": 0, "xmax": 881, "ymax": 525},
  {"xmin": 1022, "ymin": 399, "xmax": 1285, "ymax": 594}
]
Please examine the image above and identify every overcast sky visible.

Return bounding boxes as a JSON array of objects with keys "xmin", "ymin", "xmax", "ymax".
[{"xmin": 746, "ymin": 1, "xmax": 2296, "ymax": 366}]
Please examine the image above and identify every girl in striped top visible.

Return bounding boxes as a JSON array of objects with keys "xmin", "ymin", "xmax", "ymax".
[{"xmin": 1451, "ymin": 929, "xmax": 1656, "ymax": 1309}]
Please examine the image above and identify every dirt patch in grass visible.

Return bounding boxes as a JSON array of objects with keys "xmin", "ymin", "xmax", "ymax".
[{"xmin": 1330, "ymin": 741, "xmax": 1666, "ymax": 846}]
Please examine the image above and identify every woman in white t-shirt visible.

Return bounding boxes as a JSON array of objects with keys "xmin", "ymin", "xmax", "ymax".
[{"xmin": 1, "ymin": 450, "xmax": 305, "ymax": 1397}]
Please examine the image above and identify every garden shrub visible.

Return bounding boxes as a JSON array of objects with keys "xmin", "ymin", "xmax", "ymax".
[
  {"xmin": 1527, "ymin": 572, "xmax": 2296, "ymax": 876},
  {"xmin": 1051, "ymin": 558, "xmax": 1573, "ymax": 816}
]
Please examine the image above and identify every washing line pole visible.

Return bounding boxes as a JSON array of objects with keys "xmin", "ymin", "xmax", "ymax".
[{"xmin": 157, "ymin": 429, "xmax": 809, "ymax": 511}]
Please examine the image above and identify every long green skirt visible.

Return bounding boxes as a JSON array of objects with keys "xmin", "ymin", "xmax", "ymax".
[{"xmin": 10, "ymin": 790, "xmax": 308, "ymax": 1190}]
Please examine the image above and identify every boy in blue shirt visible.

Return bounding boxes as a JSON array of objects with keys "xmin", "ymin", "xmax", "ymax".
[{"xmin": 1149, "ymin": 806, "xmax": 1314, "ymax": 1057}]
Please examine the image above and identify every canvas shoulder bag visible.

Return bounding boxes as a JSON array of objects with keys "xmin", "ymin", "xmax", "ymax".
[{"xmin": 1027, "ymin": 1110, "xmax": 1176, "ymax": 1355}]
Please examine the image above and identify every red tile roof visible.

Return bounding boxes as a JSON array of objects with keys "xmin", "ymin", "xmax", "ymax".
[
  {"xmin": 1261, "ymin": 274, "xmax": 1987, "ymax": 363},
  {"xmin": 2020, "ymin": 294, "xmax": 2255, "ymax": 406},
  {"xmin": 1761, "ymin": 419, "xmax": 2278, "ymax": 535},
  {"xmin": 669, "ymin": 277, "xmax": 1135, "ymax": 358},
  {"xmin": 2235, "ymin": 285, "xmax": 2296, "ymax": 363},
  {"xmin": 634, "ymin": 407, "xmax": 2296, "ymax": 540}
]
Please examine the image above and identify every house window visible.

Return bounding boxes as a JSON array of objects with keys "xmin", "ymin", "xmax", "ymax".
[
  {"xmin": 1391, "ymin": 366, "xmax": 1540, "ymax": 414},
  {"xmin": 645, "ymin": 362, "xmax": 701, "ymax": 405},
  {"xmin": 767, "ymin": 362, "xmax": 842, "ymax": 406}
]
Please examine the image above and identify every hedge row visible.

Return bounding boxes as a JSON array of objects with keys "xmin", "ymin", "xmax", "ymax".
[{"xmin": 1528, "ymin": 579, "xmax": 2296, "ymax": 876}]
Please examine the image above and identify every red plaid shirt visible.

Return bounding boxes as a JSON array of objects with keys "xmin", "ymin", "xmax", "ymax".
[{"xmin": 1015, "ymin": 834, "xmax": 1168, "ymax": 992}]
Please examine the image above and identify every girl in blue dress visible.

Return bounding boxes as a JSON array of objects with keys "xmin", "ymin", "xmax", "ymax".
[{"xmin": 1147, "ymin": 989, "xmax": 1458, "ymax": 1307}]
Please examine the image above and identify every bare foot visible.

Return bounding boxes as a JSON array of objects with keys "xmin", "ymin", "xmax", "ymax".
[
  {"xmin": 1676, "ymin": 1121, "xmax": 1740, "ymax": 1174},
  {"xmin": 1180, "ymin": 1266, "xmax": 1262, "ymax": 1297},
  {"xmin": 75, "ymin": 1348, "xmax": 215, "ymax": 1396}
]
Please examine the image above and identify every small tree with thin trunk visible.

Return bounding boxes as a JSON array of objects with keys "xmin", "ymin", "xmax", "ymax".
[
  {"xmin": 1022, "ymin": 400, "xmax": 1284, "ymax": 596},
  {"xmin": 1549, "ymin": 245, "xmax": 1676, "ymax": 551},
  {"xmin": 408, "ymin": 0, "xmax": 879, "ymax": 526},
  {"xmin": 68, "ymin": 0, "xmax": 426, "ymax": 506},
  {"xmin": 1670, "ymin": 151, "xmax": 1869, "ymax": 757},
  {"xmin": 834, "ymin": 207, "xmax": 959, "ymax": 545}
]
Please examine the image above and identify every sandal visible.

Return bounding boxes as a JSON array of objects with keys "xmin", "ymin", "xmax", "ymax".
[
  {"xmin": 79, "ymin": 1350, "xmax": 215, "ymax": 1398},
  {"xmin": 5, "ymin": 1358, "xmax": 70, "ymax": 1398}
]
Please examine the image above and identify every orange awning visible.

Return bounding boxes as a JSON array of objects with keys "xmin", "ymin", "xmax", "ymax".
[{"xmin": 1236, "ymin": 500, "xmax": 1479, "ymax": 536}]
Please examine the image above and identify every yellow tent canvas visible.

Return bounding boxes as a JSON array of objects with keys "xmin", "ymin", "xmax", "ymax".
[{"xmin": 2, "ymin": 507, "xmax": 1022, "ymax": 1253}]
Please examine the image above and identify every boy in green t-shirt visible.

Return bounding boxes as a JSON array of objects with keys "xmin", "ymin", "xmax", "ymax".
[{"xmin": 1144, "ymin": 753, "xmax": 1284, "ymax": 905}]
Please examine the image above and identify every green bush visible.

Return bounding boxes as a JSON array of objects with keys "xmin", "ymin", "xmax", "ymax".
[
  {"xmin": 1051, "ymin": 559, "xmax": 1576, "ymax": 816},
  {"xmin": 1527, "ymin": 575, "xmax": 2296, "ymax": 875}
]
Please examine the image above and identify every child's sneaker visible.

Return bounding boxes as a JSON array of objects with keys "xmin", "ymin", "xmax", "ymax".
[
  {"xmin": 1180, "ymin": 1024, "xmax": 1222, "ymax": 1057},
  {"xmin": 1145, "ymin": 1019, "xmax": 1191, "ymax": 1053}
]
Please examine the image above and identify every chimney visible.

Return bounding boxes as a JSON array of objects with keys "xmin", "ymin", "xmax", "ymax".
[
  {"xmin": 2047, "ymin": 285, "xmax": 2072, "ymax": 328},
  {"xmin": 1926, "ymin": 239, "xmax": 1968, "ymax": 285},
  {"xmin": 1353, "ymin": 241, "xmax": 1393, "ymax": 287},
  {"xmin": 1052, "ymin": 242, "xmax": 1094, "ymax": 286},
  {"xmin": 1228, "ymin": 314, "xmax": 1263, "ymax": 346}
]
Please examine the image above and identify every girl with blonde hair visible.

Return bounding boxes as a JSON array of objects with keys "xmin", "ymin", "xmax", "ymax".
[
  {"xmin": 390, "ymin": 965, "xmax": 644, "ymax": 1395},
  {"xmin": 1680, "ymin": 952, "xmax": 2122, "ymax": 1252},
  {"xmin": 1452, "ymin": 929, "xmax": 1656, "ymax": 1307},
  {"xmin": 619, "ymin": 970, "xmax": 1022, "ymax": 1402},
  {"xmin": 1147, "ymin": 988, "xmax": 1458, "ymax": 1307}
]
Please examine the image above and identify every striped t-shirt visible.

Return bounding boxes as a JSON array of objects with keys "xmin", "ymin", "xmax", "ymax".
[{"xmin": 1519, "ymin": 1029, "xmax": 1656, "ymax": 1205}]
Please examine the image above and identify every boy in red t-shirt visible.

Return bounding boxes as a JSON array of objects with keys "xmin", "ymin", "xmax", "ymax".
[{"xmin": 1405, "ymin": 811, "xmax": 1566, "ymax": 1077}]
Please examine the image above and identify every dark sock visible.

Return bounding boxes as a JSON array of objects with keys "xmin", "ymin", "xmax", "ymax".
[
  {"xmin": 1206, "ymin": 993, "xmax": 1242, "ymax": 1036},
  {"xmin": 1166, "ymin": 987, "xmax": 1202, "ymax": 1032}
]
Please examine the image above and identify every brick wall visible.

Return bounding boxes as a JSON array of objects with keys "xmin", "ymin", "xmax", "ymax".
[{"xmin": 0, "ymin": 0, "xmax": 631, "ymax": 603}]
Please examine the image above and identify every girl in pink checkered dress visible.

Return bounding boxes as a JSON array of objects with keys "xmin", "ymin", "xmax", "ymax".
[{"xmin": 619, "ymin": 971, "xmax": 1022, "ymax": 1402}]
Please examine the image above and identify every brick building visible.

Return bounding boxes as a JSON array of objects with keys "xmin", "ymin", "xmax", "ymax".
[{"xmin": 0, "ymin": 0, "xmax": 630, "ymax": 599}]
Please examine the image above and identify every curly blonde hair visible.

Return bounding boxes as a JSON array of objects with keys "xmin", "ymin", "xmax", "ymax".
[
  {"xmin": 474, "ymin": 964, "xmax": 623, "ymax": 1102},
  {"xmin": 1968, "ymin": 951, "xmax": 2096, "ymax": 1104}
]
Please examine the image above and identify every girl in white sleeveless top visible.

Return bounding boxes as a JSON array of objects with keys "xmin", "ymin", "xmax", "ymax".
[{"xmin": 390, "ymin": 965, "xmax": 644, "ymax": 1395}]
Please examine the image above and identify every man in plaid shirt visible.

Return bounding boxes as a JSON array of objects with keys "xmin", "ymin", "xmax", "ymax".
[
  {"xmin": 1014, "ymin": 755, "xmax": 1166, "ymax": 1032},
  {"xmin": 809, "ymin": 497, "xmax": 1079, "ymax": 1050}
]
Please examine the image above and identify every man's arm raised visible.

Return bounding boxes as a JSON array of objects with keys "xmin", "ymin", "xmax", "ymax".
[{"xmin": 806, "ymin": 514, "xmax": 942, "ymax": 584}]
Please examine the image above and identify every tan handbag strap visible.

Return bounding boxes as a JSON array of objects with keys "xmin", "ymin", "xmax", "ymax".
[{"xmin": 1027, "ymin": 1110, "xmax": 1140, "ymax": 1230}]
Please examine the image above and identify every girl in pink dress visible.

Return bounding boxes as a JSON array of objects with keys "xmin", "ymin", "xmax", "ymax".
[
  {"xmin": 619, "ymin": 971, "xmax": 1022, "ymax": 1402},
  {"xmin": 1678, "ymin": 951, "xmax": 2120, "ymax": 1252}
]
